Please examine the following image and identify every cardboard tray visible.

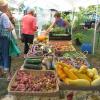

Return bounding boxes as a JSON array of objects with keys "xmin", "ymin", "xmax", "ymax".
[{"xmin": 8, "ymin": 69, "xmax": 59, "ymax": 96}]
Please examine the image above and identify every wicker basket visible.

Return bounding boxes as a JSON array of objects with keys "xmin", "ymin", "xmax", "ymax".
[{"xmin": 8, "ymin": 69, "xmax": 59, "ymax": 96}]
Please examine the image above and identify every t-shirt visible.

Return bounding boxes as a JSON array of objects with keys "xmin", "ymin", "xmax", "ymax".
[
  {"xmin": 21, "ymin": 14, "xmax": 37, "ymax": 35},
  {"xmin": 55, "ymin": 18, "xmax": 66, "ymax": 28}
]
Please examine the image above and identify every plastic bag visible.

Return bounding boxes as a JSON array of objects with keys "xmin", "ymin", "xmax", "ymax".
[{"xmin": 9, "ymin": 35, "xmax": 21, "ymax": 57}]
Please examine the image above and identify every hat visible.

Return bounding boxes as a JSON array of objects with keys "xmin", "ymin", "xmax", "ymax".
[
  {"xmin": 27, "ymin": 8, "xmax": 34, "ymax": 14},
  {"xmin": 0, "ymin": 0, "xmax": 8, "ymax": 6}
]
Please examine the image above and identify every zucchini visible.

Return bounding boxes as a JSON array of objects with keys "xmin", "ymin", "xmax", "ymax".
[
  {"xmin": 24, "ymin": 64, "xmax": 42, "ymax": 70},
  {"xmin": 25, "ymin": 58, "xmax": 42, "ymax": 64}
]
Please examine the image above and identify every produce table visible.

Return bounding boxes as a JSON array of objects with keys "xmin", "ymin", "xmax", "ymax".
[{"xmin": 8, "ymin": 39, "xmax": 100, "ymax": 100}]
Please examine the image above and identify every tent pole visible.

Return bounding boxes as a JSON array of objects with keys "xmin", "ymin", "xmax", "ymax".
[
  {"xmin": 18, "ymin": 8, "xmax": 21, "ymax": 39},
  {"xmin": 70, "ymin": 8, "xmax": 74, "ymax": 36},
  {"xmin": 92, "ymin": 0, "xmax": 99, "ymax": 55}
]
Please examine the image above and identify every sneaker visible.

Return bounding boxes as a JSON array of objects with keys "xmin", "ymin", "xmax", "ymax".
[{"xmin": 3, "ymin": 68, "xmax": 9, "ymax": 73}]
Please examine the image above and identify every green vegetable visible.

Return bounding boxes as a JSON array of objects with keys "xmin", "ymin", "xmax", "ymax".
[
  {"xmin": 24, "ymin": 64, "xmax": 42, "ymax": 70},
  {"xmin": 25, "ymin": 58, "xmax": 42, "ymax": 64}
]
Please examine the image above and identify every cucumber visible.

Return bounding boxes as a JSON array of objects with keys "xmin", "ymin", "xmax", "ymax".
[
  {"xmin": 25, "ymin": 58, "xmax": 42, "ymax": 64},
  {"xmin": 24, "ymin": 64, "xmax": 42, "ymax": 70},
  {"xmin": 27, "ymin": 56, "xmax": 43, "ymax": 59}
]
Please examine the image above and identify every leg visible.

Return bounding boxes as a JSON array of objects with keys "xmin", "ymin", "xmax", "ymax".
[
  {"xmin": 23, "ymin": 34, "xmax": 29, "ymax": 54},
  {"xmin": 24, "ymin": 40, "xmax": 29, "ymax": 54},
  {"xmin": 1, "ymin": 37, "xmax": 10, "ymax": 71}
]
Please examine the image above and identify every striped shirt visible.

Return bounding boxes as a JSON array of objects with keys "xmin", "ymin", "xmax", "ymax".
[{"xmin": 0, "ymin": 11, "xmax": 11, "ymax": 37}]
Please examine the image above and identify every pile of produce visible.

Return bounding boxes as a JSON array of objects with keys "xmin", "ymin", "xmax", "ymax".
[
  {"xmin": 73, "ymin": 58, "xmax": 90, "ymax": 68},
  {"xmin": 49, "ymin": 41, "xmax": 75, "ymax": 54},
  {"xmin": 9, "ymin": 70, "xmax": 58, "ymax": 92},
  {"xmin": 50, "ymin": 27, "xmax": 66, "ymax": 34},
  {"xmin": 58, "ymin": 57, "xmax": 89, "ymax": 68},
  {"xmin": 24, "ymin": 57, "xmax": 42, "ymax": 70},
  {"xmin": 58, "ymin": 58, "xmax": 74, "ymax": 67},
  {"xmin": 27, "ymin": 43, "xmax": 52, "ymax": 57},
  {"xmin": 56, "ymin": 62, "xmax": 100, "ymax": 87},
  {"xmin": 63, "ymin": 51, "xmax": 86, "ymax": 58}
]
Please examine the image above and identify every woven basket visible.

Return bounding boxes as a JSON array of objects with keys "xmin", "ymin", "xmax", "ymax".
[{"xmin": 8, "ymin": 69, "xmax": 59, "ymax": 96}]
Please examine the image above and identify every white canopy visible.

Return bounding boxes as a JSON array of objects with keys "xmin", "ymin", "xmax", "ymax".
[{"xmin": 8, "ymin": 0, "xmax": 100, "ymax": 11}]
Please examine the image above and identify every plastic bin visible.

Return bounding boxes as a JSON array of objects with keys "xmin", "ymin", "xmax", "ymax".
[{"xmin": 81, "ymin": 43, "xmax": 92, "ymax": 54}]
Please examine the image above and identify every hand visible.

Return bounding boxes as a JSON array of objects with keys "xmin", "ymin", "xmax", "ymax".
[{"xmin": 41, "ymin": 30, "xmax": 48, "ymax": 36}]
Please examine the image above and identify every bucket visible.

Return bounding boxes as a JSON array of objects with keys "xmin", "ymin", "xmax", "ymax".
[{"xmin": 81, "ymin": 43, "xmax": 92, "ymax": 54}]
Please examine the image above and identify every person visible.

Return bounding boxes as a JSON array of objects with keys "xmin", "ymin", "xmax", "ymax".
[
  {"xmin": 21, "ymin": 9, "xmax": 37, "ymax": 58},
  {"xmin": 45, "ymin": 12, "xmax": 70, "ymax": 35},
  {"xmin": 0, "ymin": 0, "xmax": 13, "ymax": 73}
]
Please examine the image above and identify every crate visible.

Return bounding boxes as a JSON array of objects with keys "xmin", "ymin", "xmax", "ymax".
[
  {"xmin": 49, "ymin": 33, "xmax": 71, "ymax": 40},
  {"xmin": 8, "ymin": 69, "xmax": 59, "ymax": 96}
]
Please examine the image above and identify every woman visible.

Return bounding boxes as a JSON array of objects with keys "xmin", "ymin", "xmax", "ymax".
[
  {"xmin": 45, "ymin": 12, "xmax": 70, "ymax": 34},
  {"xmin": 0, "ymin": 0, "xmax": 13, "ymax": 73}
]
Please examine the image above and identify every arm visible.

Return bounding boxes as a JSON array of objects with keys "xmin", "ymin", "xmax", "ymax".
[
  {"xmin": 44, "ymin": 21, "xmax": 55, "ymax": 35},
  {"xmin": 46, "ymin": 22, "xmax": 55, "ymax": 32}
]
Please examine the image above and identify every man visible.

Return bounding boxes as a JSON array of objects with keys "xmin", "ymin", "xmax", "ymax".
[
  {"xmin": 0, "ymin": 0, "xmax": 13, "ymax": 72},
  {"xmin": 21, "ymin": 9, "xmax": 37, "ymax": 58}
]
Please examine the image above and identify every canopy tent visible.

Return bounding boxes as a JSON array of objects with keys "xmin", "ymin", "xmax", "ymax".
[
  {"xmin": 8, "ymin": 0, "xmax": 100, "ymax": 10},
  {"xmin": 8, "ymin": 0, "xmax": 100, "ymax": 54}
]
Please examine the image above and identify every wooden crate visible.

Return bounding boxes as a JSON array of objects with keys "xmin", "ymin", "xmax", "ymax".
[{"xmin": 8, "ymin": 69, "xmax": 59, "ymax": 96}]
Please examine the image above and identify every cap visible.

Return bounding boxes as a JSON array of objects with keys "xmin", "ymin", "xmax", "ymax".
[{"xmin": 0, "ymin": 0, "xmax": 8, "ymax": 6}]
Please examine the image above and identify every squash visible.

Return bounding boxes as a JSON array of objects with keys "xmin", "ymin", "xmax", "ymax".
[
  {"xmin": 91, "ymin": 78, "xmax": 100, "ymax": 86},
  {"xmin": 63, "ymin": 67, "xmax": 78, "ymax": 80},
  {"xmin": 57, "ymin": 62, "xmax": 72, "ymax": 69},
  {"xmin": 68, "ymin": 79, "xmax": 90, "ymax": 86},
  {"xmin": 70, "ymin": 68, "xmax": 79, "ymax": 73},
  {"xmin": 87, "ymin": 69, "xmax": 94, "ymax": 78},
  {"xmin": 79, "ymin": 65, "xmax": 87, "ymax": 74},
  {"xmin": 92, "ymin": 68, "xmax": 98, "ymax": 76},
  {"xmin": 93, "ymin": 75, "xmax": 100, "ymax": 80},
  {"xmin": 56, "ymin": 65, "xmax": 67, "ymax": 79},
  {"xmin": 37, "ymin": 35, "xmax": 46, "ymax": 41},
  {"xmin": 74, "ymin": 72, "xmax": 92, "ymax": 82},
  {"xmin": 71, "ymin": 68, "xmax": 92, "ymax": 82},
  {"xmin": 63, "ymin": 78, "xmax": 72, "ymax": 85}
]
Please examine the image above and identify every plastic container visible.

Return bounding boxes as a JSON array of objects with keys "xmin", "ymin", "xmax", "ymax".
[{"xmin": 81, "ymin": 43, "xmax": 92, "ymax": 54}]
